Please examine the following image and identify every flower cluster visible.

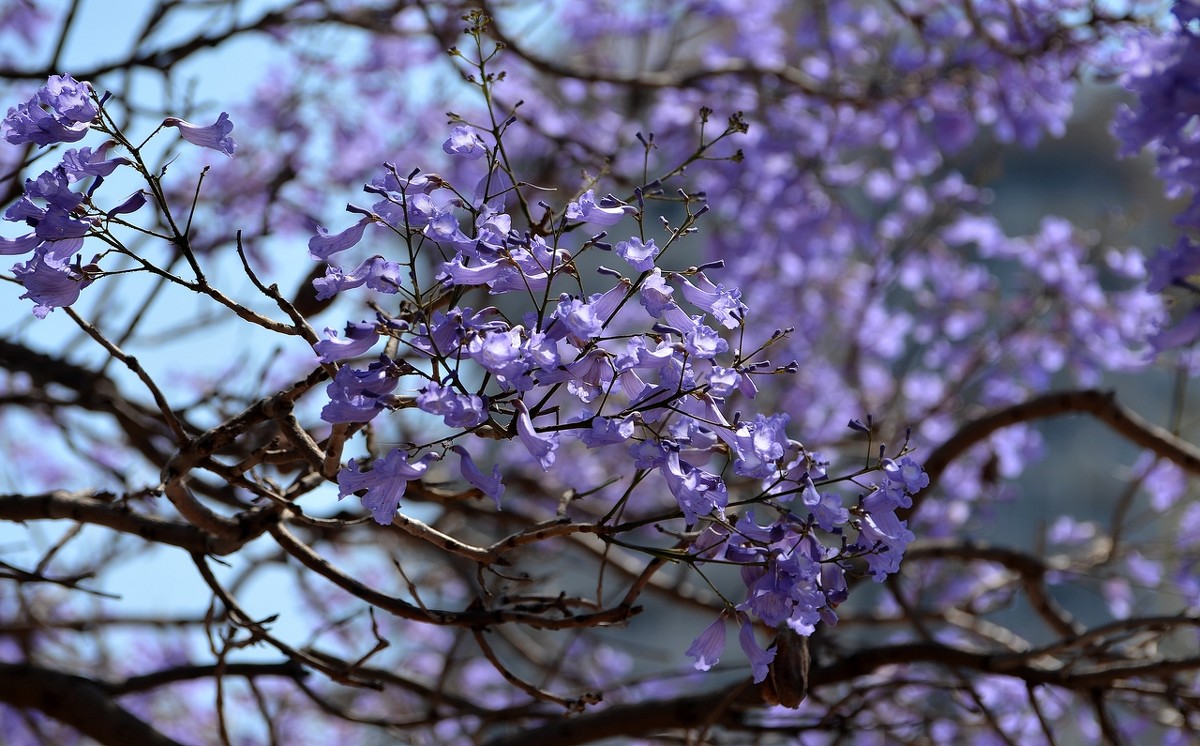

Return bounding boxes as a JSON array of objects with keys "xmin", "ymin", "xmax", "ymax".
[
  {"xmin": 2, "ymin": 73, "xmax": 97, "ymax": 146},
  {"xmin": 1112, "ymin": 4, "xmax": 1200, "ymax": 350},
  {"xmin": 311, "ymin": 125, "xmax": 927, "ymax": 679},
  {"xmin": 0, "ymin": 76, "xmax": 238, "ymax": 317}
]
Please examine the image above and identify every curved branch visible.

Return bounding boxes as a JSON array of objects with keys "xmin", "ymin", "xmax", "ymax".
[
  {"xmin": 0, "ymin": 663, "xmax": 186, "ymax": 746},
  {"xmin": 482, "ymin": 683, "xmax": 758, "ymax": 746},
  {"xmin": 485, "ymin": 629, "xmax": 1200, "ymax": 746},
  {"xmin": 910, "ymin": 389, "xmax": 1200, "ymax": 521},
  {"xmin": 268, "ymin": 521, "xmax": 643, "ymax": 629},
  {"xmin": 0, "ymin": 338, "xmax": 178, "ymax": 466},
  {"xmin": 905, "ymin": 539, "xmax": 1083, "ymax": 637},
  {"xmin": 108, "ymin": 661, "xmax": 307, "ymax": 695},
  {"xmin": 0, "ymin": 491, "xmax": 240, "ymax": 555}
]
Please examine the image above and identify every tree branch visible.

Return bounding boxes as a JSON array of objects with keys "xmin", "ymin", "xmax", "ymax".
[
  {"xmin": 0, "ymin": 662, "xmax": 187, "ymax": 746},
  {"xmin": 911, "ymin": 389, "xmax": 1200, "ymax": 521}
]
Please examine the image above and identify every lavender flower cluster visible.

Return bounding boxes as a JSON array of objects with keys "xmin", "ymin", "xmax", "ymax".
[
  {"xmin": 1, "ymin": 75, "xmax": 235, "ymax": 316},
  {"xmin": 309, "ymin": 125, "xmax": 927, "ymax": 679},
  {"xmin": 1114, "ymin": 2, "xmax": 1200, "ymax": 351},
  {"xmin": 0, "ymin": 71, "xmax": 929, "ymax": 682}
]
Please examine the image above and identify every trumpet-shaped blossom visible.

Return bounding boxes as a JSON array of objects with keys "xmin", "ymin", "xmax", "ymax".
[
  {"xmin": 0, "ymin": 232, "xmax": 38, "ymax": 256},
  {"xmin": 321, "ymin": 356, "xmax": 402, "ymax": 424},
  {"xmin": 572, "ymin": 411, "xmax": 637, "ymax": 448},
  {"xmin": 106, "ymin": 190, "xmax": 147, "ymax": 218},
  {"xmin": 313, "ymin": 256, "xmax": 403, "ymax": 299},
  {"xmin": 882, "ymin": 456, "xmax": 930, "ymax": 494},
  {"xmin": 337, "ymin": 449, "xmax": 440, "ymax": 524},
  {"xmin": 802, "ymin": 480, "xmax": 850, "ymax": 532},
  {"xmin": 515, "ymin": 400, "xmax": 559, "ymax": 470},
  {"xmin": 662, "ymin": 450, "xmax": 727, "ymax": 526},
  {"xmin": 678, "ymin": 272, "xmax": 746, "ymax": 329},
  {"xmin": 2, "ymin": 74, "xmax": 96, "ymax": 146},
  {"xmin": 443, "ymin": 125, "xmax": 487, "ymax": 159},
  {"xmin": 738, "ymin": 619, "xmax": 777, "ymax": 684},
  {"xmin": 615, "ymin": 236, "xmax": 659, "ymax": 271},
  {"xmin": 23, "ymin": 167, "xmax": 81, "ymax": 211},
  {"xmin": 314, "ymin": 320, "xmax": 380, "ymax": 363},
  {"xmin": 566, "ymin": 190, "xmax": 636, "ymax": 225},
  {"xmin": 686, "ymin": 616, "xmax": 727, "ymax": 671},
  {"xmin": 13, "ymin": 252, "xmax": 91, "ymax": 318},
  {"xmin": 549, "ymin": 294, "xmax": 605, "ymax": 344},
  {"xmin": 309, "ymin": 216, "xmax": 372, "ymax": 261},
  {"xmin": 417, "ymin": 381, "xmax": 488, "ymax": 428},
  {"xmin": 683, "ymin": 321, "xmax": 728, "ymax": 359},
  {"xmin": 163, "ymin": 112, "xmax": 237, "ymax": 156},
  {"xmin": 41, "ymin": 74, "xmax": 97, "ymax": 123},
  {"xmin": 731, "ymin": 413, "xmax": 790, "ymax": 479},
  {"xmin": 61, "ymin": 145, "xmax": 128, "ymax": 181},
  {"xmin": 639, "ymin": 269, "xmax": 675, "ymax": 317},
  {"xmin": 855, "ymin": 507, "xmax": 916, "ymax": 581},
  {"xmin": 450, "ymin": 445, "xmax": 505, "ymax": 508}
]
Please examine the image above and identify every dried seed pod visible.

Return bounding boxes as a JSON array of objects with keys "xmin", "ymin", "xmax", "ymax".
[{"xmin": 760, "ymin": 627, "xmax": 809, "ymax": 708}]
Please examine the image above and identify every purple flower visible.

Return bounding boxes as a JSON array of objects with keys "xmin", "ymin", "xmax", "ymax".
[
  {"xmin": 416, "ymin": 381, "xmax": 488, "ymax": 428},
  {"xmin": 468, "ymin": 328, "xmax": 530, "ymax": 383},
  {"xmin": 411, "ymin": 306, "xmax": 501, "ymax": 358},
  {"xmin": 423, "ymin": 206, "xmax": 474, "ymax": 251},
  {"xmin": 442, "ymin": 125, "xmax": 487, "ymax": 160},
  {"xmin": 706, "ymin": 366, "xmax": 741, "ymax": 397},
  {"xmin": 313, "ymin": 320, "xmax": 380, "ymax": 363},
  {"xmin": 106, "ymin": 190, "xmax": 147, "ymax": 218},
  {"xmin": 2, "ymin": 75, "xmax": 96, "ymax": 146},
  {"xmin": 731, "ymin": 413, "xmax": 790, "ymax": 479},
  {"xmin": 61, "ymin": 145, "xmax": 128, "ymax": 181},
  {"xmin": 522, "ymin": 330, "xmax": 560, "ymax": 370},
  {"xmin": 863, "ymin": 478, "xmax": 912, "ymax": 513},
  {"xmin": 855, "ymin": 509, "xmax": 915, "ymax": 581},
  {"xmin": 639, "ymin": 269, "xmax": 675, "ymax": 317},
  {"xmin": 678, "ymin": 272, "xmax": 746, "ymax": 329},
  {"xmin": 738, "ymin": 619, "xmax": 777, "ymax": 684},
  {"xmin": 162, "ymin": 112, "xmax": 236, "ymax": 156},
  {"xmin": 13, "ymin": 252, "xmax": 91, "ymax": 318},
  {"xmin": 23, "ymin": 168, "xmax": 80, "ymax": 211},
  {"xmin": 313, "ymin": 256, "xmax": 402, "ymax": 299},
  {"xmin": 438, "ymin": 253, "xmax": 518, "ymax": 288},
  {"xmin": 450, "ymin": 446, "xmax": 504, "ymax": 508},
  {"xmin": 881, "ymin": 456, "xmax": 929, "ymax": 493},
  {"xmin": 800, "ymin": 478, "xmax": 849, "ymax": 532},
  {"xmin": 0, "ymin": 232, "xmax": 39, "ymax": 256},
  {"xmin": 686, "ymin": 616, "xmax": 727, "ymax": 671},
  {"xmin": 337, "ymin": 449, "xmax": 440, "ymax": 525},
  {"xmin": 515, "ymin": 399, "xmax": 559, "ymax": 470},
  {"xmin": 1124, "ymin": 550, "xmax": 1163, "ymax": 587},
  {"xmin": 821, "ymin": 560, "xmax": 848, "ymax": 610},
  {"xmin": 683, "ymin": 321, "xmax": 728, "ymax": 359},
  {"xmin": 540, "ymin": 349, "xmax": 614, "ymax": 403},
  {"xmin": 573, "ymin": 411, "xmax": 637, "ymax": 448},
  {"xmin": 615, "ymin": 236, "xmax": 659, "ymax": 271},
  {"xmin": 1152, "ymin": 307, "xmax": 1200, "ymax": 350},
  {"xmin": 321, "ymin": 356, "xmax": 401, "ymax": 424},
  {"xmin": 41, "ymin": 74, "xmax": 98, "ymax": 123},
  {"xmin": 549, "ymin": 294, "xmax": 605, "ymax": 344},
  {"xmin": 1146, "ymin": 237, "xmax": 1200, "ymax": 293},
  {"xmin": 629, "ymin": 438, "xmax": 669, "ymax": 470},
  {"xmin": 662, "ymin": 450, "xmax": 727, "ymax": 526},
  {"xmin": 566, "ymin": 190, "xmax": 636, "ymax": 226},
  {"xmin": 308, "ymin": 216, "xmax": 371, "ymax": 261},
  {"xmin": 34, "ymin": 206, "xmax": 93, "ymax": 241}
]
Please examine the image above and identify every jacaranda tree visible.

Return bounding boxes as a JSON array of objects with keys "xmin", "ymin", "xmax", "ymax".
[{"xmin": 1, "ymin": 0, "xmax": 1199, "ymax": 743}]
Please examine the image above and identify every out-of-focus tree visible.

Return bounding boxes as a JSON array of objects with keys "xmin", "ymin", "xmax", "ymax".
[{"xmin": 1, "ymin": 1, "xmax": 1199, "ymax": 743}]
